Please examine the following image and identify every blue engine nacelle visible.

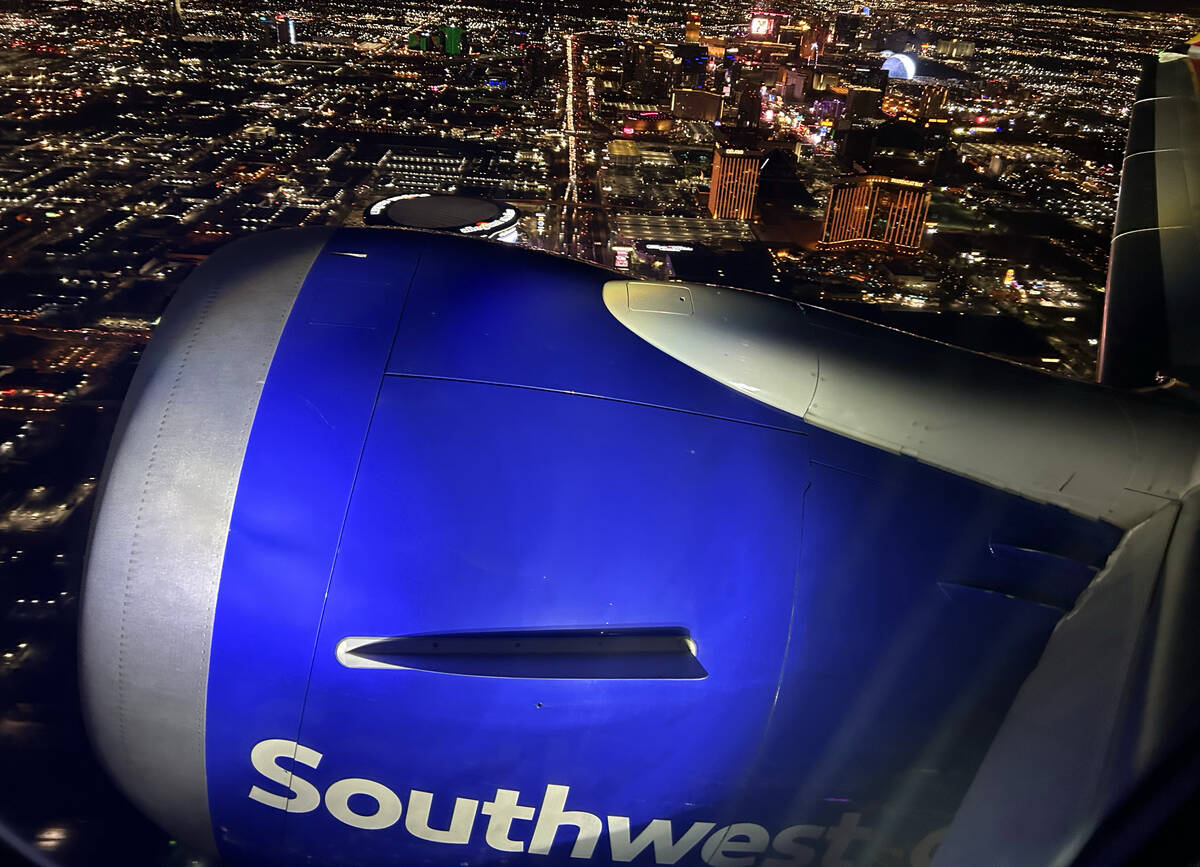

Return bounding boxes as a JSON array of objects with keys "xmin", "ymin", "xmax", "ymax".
[{"xmin": 79, "ymin": 229, "xmax": 1121, "ymax": 867}]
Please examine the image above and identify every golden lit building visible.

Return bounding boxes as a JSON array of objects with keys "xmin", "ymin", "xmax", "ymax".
[
  {"xmin": 685, "ymin": 11, "xmax": 701, "ymax": 43},
  {"xmin": 707, "ymin": 147, "xmax": 761, "ymax": 220},
  {"xmin": 918, "ymin": 84, "xmax": 949, "ymax": 118},
  {"xmin": 820, "ymin": 175, "xmax": 930, "ymax": 253}
]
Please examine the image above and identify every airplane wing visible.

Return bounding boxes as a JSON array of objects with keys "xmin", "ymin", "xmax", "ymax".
[
  {"xmin": 935, "ymin": 37, "xmax": 1200, "ymax": 866},
  {"xmin": 1099, "ymin": 36, "xmax": 1200, "ymax": 388},
  {"xmin": 933, "ymin": 489, "xmax": 1200, "ymax": 866}
]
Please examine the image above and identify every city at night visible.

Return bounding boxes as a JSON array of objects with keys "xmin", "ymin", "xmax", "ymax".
[{"xmin": 0, "ymin": 0, "xmax": 1199, "ymax": 863}]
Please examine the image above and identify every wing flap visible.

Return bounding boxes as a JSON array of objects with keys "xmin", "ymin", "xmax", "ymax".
[{"xmin": 934, "ymin": 485, "xmax": 1200, "ymax": 865}]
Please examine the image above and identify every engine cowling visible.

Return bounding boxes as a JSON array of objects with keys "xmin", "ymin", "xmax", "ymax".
[{"xmin": 81, "ymin": 228, "xmax": 1120, "ymax": 867}]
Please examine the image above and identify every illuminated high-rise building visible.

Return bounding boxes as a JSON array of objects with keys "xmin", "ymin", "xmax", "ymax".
[
  {"xmin": 671, "ymin": 88, "xmax": 723, "ymax": 121},
  {"xmin": 685, "ymin": 10, "xmax": 701, "ymax": 42},
  {"xmin": 623, "ymin": 40, "xmax": 656, "ymax": 85},
  {"xmin": 747, "ymin": 11, "xmax": 787, "ymax": 41},
  {"xmin": 707, "ymin": 147, "xmax": 761, "ymax": 220},
  {"xmin": 820, "ymin": 175, "xmax": 929, "ymax": 253},
  {"xmin": 736, "ymin": 86, "xmax": 763, "ymax": 131},
  {"xmin": 672, "ymin": 42, "xmax": 708, "ymax": 88},
  {"xmin": 935, "ymin": 38, "xmax": 975, "ymax": 58},
  {"xmin": 842, "ymin": 84, "xmax": 883, "ymax": 122},
  {"xmin": 918, "ymin": 84, "xmax": 949, "ymax": 118},
  {"xmin": 274, "ymin": 16, "xmax": 297, "ymax": 45},
  {"xmin": 406, "ymin": 26, "xmax": 463, "ymax": 54}
]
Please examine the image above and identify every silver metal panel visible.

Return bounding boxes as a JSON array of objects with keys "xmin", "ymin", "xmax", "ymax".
[
  {"xmin": 1101, "ymin": 52, "xmax": 1200, "ymax": 387},
  {"xmin": 605, "ymin": 280, "xmax": 1200, "ymax": 528},
  {"xmin": 1161, "ymin": 226, "xmax": 1200, "ymax": 368},
  {"xmin": 1150, "ymin": 96, "xmax": 1199, "ymax": 151},
  {"xmin": 336, "ymin": 637, "xmax": 399, "ymax": 670},
  {"xmin": 628, "ymin": 282, "xmax": 695, "ymax": 315},
  {"xmin": 1151, "ymin": 56, "xmax": 1200, "ymax": 379},
  {"xmin": 1150, "ymin": 78, "xmax": 1200, "ymax": 372},
  {"xmin": 1135, "ymin": 486, "xmax": 1200, "ymax": 771},
  {"xmin": 602, "ymin": 280, "xmax": 818, "ymax": 414},
  {"xmin": 931, "ymin": 500, "xmax": 1182, "ymax": 867},
  {"xmin": 79, "ymin": 227, "xmax": 334, "ymax": 852},
  {"xmin": 1147, "ymin": 148, "xmax": 1198, "ymax": 228}
]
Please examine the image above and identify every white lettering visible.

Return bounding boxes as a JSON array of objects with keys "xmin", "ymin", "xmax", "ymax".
[
  {"xmin": 243, "ymin": 738, "xmax": 939, "ymax": 866},
  {"xmin": 608, "ymin": 817, "xmax": 716, "ymax": 864},
  {"xmin": 405, "ymin": 790, "xmax": 479, "ymax": 844},
  {"xmin": 482, "ymin": 788, "xmax": 536, "ymax": 852},
  {"xmin": 701, "ymin": 824, "xmax": 770, "ymax": 867},
  {"xmin": 763, "ymin": 825, "xmax": 823, "ymax": 867},
  {"xmin": 530, "ymin": 785, "xmax": 604, "ymax": 859},
  {"xmin": 325, "ymin": 778, "xmax": 403, "ymax": 830},
  {"xmin": 248, "ymin": 738, "xmax": 322, "ymax": 814}
]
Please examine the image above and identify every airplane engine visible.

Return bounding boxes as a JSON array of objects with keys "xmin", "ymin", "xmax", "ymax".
[{"xmin": 80, "ymin": 228, "xmax": 1126, "ymax": 867}]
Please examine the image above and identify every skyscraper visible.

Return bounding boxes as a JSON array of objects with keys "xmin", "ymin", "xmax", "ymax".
[
  {"xmin": 672, "ymin": 43, "xmax": 708, "ymax": 89},
  {"xmin": 671, "ymin": 88, "xmax": 722, "ymax": 121},
  {"xmin": 842, "ymin": 84, "xmax": 883, "ymax": 122},
  {"xmin": 935, "ymin": 38, "xmax": 974, "ymax": 58},
  {"xmin": 918, "ymin": 84, "xmax": 949, "ymax": 118},
  {"xmin": 736, "ymin": 86, "xmax": 763, "ymax": 131},
  {"xmin": 708, "ymin": 147, "xmax": 761, "ymax": 220},
  {"xmin": 275, "ymin": 16, "xmax": 297, "ymax": 45},
  {"xmin": 820, "ymin": 175, "xmax": 929, "ymax": 252},
  {"xmin": 623, "ymin": 40, "xmax": 656, "ymax": 86},
  {"xmin": 685, "ymin": 10, "xmax": 701, "ymax": 42},
  {"xmin": 833, "ymin": 11, "xmax": 864, "ymax": 49}
]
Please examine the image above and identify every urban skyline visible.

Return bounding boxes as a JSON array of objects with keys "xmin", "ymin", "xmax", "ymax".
[{"xmin": 0, "ymin": 0, "xmax": 1197, "ymax": 862}]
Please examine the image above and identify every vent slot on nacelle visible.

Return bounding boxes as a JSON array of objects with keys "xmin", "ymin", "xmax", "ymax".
[{"xmin": 336, "ymin": 627, "xmax": 707, "ymax": 680}]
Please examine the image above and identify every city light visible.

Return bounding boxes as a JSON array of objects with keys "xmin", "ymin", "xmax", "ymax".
[{"xmin": 0, "ymin": 0, "xmax": 1195, "ymax": 856}]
